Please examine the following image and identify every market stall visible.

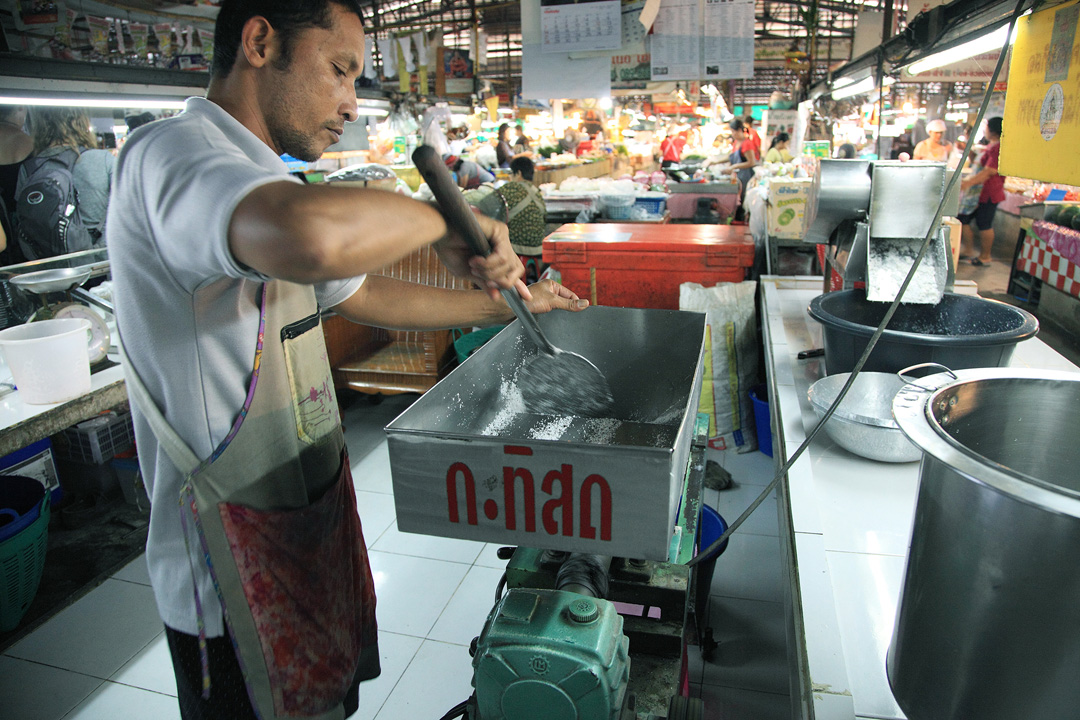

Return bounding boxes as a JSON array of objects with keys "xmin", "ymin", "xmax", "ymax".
[{"xmin": 534, "ymin": 157, "xmax": 613, "ymax": 186}]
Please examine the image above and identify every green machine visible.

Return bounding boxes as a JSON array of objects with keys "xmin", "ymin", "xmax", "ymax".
[
  {"xmin": 471, "ymin": 589, "xmax": 630, "ymax": 720},
  {"xmin": 453, "ymin": 415, "xmax": 712, "ymax": 720}
]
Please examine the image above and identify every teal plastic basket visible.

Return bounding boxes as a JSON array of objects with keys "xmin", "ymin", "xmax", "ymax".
[
  {"xmin": 0, "ymin": 491, "xmax": 49, "ymax": 632},
  {"xmin": 453, "ymin": 326, "xmax": 505, "ymax": 365}
]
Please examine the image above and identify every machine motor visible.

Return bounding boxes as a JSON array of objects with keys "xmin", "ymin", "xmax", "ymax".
[{"xmin": 470, "ymin": 588, "xmax": 631, "ymax": 720}]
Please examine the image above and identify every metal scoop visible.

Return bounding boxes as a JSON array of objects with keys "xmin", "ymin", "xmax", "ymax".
[{"xmin": 412, "ymin": 145, "xmax": 614, "ymax": 418}]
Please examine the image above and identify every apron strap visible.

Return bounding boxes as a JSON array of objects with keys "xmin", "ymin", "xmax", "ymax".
[
  {"xmin": 117, "ymin": 331, "xmax": 211, "ymax": 698},
  {"xmin": 116, "ymin": 332, "xmax": 201, "ymax": 476},
  {"xmin": 507, "ymin": 184, "xmax": 542, "ymax": 222}
]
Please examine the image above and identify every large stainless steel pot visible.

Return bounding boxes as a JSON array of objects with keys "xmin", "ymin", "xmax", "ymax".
[{"xmin": 889, "ymin": 368, "xmax": 1080, "ymax": 720}]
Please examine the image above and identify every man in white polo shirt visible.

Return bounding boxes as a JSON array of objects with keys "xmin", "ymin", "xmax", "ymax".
[{"xmin": 106, "ymin": 1, "xmax": 587, "ymax": 718}]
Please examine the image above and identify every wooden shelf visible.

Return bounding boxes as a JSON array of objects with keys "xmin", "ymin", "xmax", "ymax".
[{"xmin": 323, "ymin": 245, "xmax": 472, "ymax": 397}]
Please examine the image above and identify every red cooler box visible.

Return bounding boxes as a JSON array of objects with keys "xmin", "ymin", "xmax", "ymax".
[{"xmin": 542, "ymin": 223, "xmax": 755, "ymax": 309}]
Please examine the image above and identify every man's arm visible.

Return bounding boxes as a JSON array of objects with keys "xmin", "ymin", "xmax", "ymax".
[
  {"xmin": 331, "ymin": 275, "xmax": 587, "ymax": 330},
  {"xmin": 228, "ymin": 180, "xmax": 525, "ymax": 296},
  {"xmin": 961, "ymin": 164, "xmax": 998, "ymax": 189}
]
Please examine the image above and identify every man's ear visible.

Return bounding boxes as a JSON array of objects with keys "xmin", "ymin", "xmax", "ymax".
[{"xmin": 240, "ymin": 16, "xmax": 276, "ymax": 69}]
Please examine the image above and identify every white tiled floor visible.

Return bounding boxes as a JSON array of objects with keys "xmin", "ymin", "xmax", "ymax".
[{"xmin": 0, "ymin": 395, "xmax": 791, "ymax": 720}]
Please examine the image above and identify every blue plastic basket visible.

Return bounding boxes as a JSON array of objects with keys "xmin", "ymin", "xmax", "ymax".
[
  {"xmin": 634, "ymin": 196, "xmax": 667, "ymax": 215},
  {"xmin": 604, "ymin": 204, "xmax": 636, "ymax": 220}
]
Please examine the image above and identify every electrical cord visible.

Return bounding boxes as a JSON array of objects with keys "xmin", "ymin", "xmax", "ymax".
[
  {"xmin": 437, "ymin": 699, "xmax": 470, "ymax": 720},
  {"xmin": 687, "ymin": 0, "xmax": 1027, "ymax": 568}
]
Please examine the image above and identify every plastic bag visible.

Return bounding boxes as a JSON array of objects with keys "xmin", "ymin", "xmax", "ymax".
[
  {"xmin": 959, "ymin": 182, "xmax": 983, "ymax": 216},
  {"xmin": 679, "ymin": 281, "xmax": 760, "ymax": 452}
]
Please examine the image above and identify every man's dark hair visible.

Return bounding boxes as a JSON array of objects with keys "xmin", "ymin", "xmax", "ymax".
[
  {"xmin": 510, "ymin": 156, "xmax": 535, "ymax": 181},
  {"xmin": 743, "ymin": 115, "xmax": 754, "ymax": 126},
  {"xmin": 125, "ymin": 112, "xmax": 156, "ymax": 130},
  {"xmin": 212, "ymin": 0, "xmax": 364, "ymax": 78},
  {"xmin": 728, "ymin": 118, "xmax": 745, "ymax": 132},
  {"xmin": 987, "ymin": 116, "xmax": 1003, "ymax": 137}
]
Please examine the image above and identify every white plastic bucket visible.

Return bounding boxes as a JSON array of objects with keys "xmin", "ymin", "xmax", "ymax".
[{"xmin": 0, "ymin": 318, "xmax": 92, "ymax": 405}]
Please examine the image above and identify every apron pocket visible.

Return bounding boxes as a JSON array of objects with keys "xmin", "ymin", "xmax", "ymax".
[
  {"xmin": 282, "ymin": 312, "xmax": 341, "ymax": 446},
  {"xmin": 218, "ymin": 455, "xmax": 377, "ymax": 716}
]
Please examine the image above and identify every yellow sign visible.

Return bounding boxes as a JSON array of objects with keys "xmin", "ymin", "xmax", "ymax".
[{"xmin": 1000, "ymin": 0, "xmax": 1080, "ymax": 184}]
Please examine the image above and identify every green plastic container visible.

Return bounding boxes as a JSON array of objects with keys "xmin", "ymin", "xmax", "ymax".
[
  {"xmin": 0, "ymin": 492, "xmax": 50, "ymax": 632},
  {"xmin": 453, "ymin": 326, "xmax": 505, "ymax": 365}
]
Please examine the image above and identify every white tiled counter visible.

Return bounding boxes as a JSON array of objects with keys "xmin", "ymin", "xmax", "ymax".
[
  {"xmin": 0, "ymin": 355, "xmax": 126, "ymax": 458},
  {"xmin": 760, "ymin": 276, "xmax": 1078, "ymax": 720}
]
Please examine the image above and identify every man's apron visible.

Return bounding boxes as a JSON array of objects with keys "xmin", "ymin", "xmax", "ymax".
[{"xmin": 121, "ymin": 281, "xmax": 379, "ymax": 720}]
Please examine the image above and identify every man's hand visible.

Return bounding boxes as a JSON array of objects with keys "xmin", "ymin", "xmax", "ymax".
[
  {"xmin": 433, "ymin": 210, "xmax": 530, "ymax": 301},
  {"xmin": 521, "ymin": 278, "xmax": 589, "ymax": 314}
]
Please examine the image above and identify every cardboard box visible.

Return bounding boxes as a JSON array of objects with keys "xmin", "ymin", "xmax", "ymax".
[{"xmin": 766, "ymin": 177, "xmax": 813, "ymax": 239}]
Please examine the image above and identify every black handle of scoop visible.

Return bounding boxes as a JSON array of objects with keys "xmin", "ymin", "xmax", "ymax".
[{"xmin": 412, "ymin": 145, "xmax": 556, "ymax": 356}]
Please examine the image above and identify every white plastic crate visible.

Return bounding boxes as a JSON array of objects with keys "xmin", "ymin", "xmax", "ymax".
[{"xmin": 58, "ymin": 411, "xmax": 135, "ymax": 465}]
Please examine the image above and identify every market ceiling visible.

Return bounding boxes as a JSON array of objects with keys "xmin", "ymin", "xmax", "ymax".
[{"xmin": 81, "ymin": 0, "xmax": 896, "ymax": 39}]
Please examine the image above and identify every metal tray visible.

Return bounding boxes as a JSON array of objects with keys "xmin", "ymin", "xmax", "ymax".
[{"xmin": 385, "ymin": 305, "xmax": 707, "ymax": 560}]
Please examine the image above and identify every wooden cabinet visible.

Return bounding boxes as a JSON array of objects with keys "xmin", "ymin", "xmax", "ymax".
[{"xmin": 323, "ymin": 245, "xmax": 473, "ymax": 396}]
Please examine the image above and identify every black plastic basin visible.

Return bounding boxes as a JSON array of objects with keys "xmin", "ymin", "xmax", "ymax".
[{"xmin": 807, "ymin": 290, "xmax": 1040, "ymax": 375}]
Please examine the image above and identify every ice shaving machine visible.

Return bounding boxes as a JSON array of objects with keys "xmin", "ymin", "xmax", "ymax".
[
  {"xmin": 385, "ymin": 306, "xmax": 713, "ymax": 719},
  {"xmin": 806, "ymin": 159, "xmax": 959, "ymax": 304}
]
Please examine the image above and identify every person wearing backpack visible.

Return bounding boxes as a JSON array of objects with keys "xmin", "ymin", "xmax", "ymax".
[
  {"xmin": 15, "ymin": 107, "xmax": 115, "ymax": 260},
  {"xmin": 0, "ymin": 105, "xmax": 33, "ymax": 265}
]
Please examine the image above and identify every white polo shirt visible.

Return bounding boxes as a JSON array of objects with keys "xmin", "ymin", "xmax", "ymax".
[{"xmin": 107, "ymin": 97, "xmax": 364, "ymax": 636}]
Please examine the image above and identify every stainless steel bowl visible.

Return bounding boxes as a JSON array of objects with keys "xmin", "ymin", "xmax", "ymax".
[
  {"xmin": 9, "ymin": 267, "xmax": 92, "ymax": 295},
  {"xmin": 807, "ymin": 371, "xmax": 921, "ymax": 463}
]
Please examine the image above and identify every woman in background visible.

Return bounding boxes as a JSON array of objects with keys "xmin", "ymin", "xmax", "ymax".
[
  {"xmin": 765, "ymin": 132, "xmax": 793, "ymax": 163},
  {"xmin": 913, "ymin": 118, "xmax": 953, "ymax": 162},
  {"xmin": 726, "ymin": 119, "xmax": 759, "ymax": 222},
  {"xmin": 496, "ymin": 123, "xmax": 515, "ymax": 168},
  {"xmin": 0, "ymin": 105, "xmax": 33, "ymax": 263},
  {"xmin": 27, "ymin": 107, "xmax": 115, "ymax": 240}
]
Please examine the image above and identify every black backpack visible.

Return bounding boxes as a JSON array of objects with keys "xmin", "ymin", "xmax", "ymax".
[{"xmin": 14, "ymin": 148, "xmax": 100, "ymax": 260}]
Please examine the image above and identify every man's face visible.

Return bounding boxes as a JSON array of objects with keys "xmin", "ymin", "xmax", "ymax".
[
  {"xmin": 731, "ymin": 129, "xmax": 745, "ymax": 144},
  {"xmin": 929, "ymin": 130, "xmax": 944, "ymax": 143},
  {"xmin": 262, "ymin": 5, "xmax": 363, "ymax": 162}
]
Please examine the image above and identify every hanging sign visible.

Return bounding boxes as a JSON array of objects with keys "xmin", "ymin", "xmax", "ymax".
[
  {"xmin": 1000, "ymin": 0, "xmax": 1080, "ymax": 185},
  {"xmin": 541, "ymin": 0, "xmax": 622, "ymax": 54},
  {"xmin": 702, "ymin": 0, "xmax": 754, "ymax": 80},
  {"xmin": 650, "ymin": 0, "xmax": 700, "ymax": 80},
  {"xmin": 436, "ymin": 47, "xmax": 474, "ymax": 95},
  {"xmin": 649, "ymin": 0, "xmax": 754, "ymax": 81}
]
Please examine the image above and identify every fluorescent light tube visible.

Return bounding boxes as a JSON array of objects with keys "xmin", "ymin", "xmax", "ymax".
[
  {"xmin": 0, "ymin": 95, "xmax": 188, "ymax": 110},
  {"xmin": 831, "ymin": 76, "xmax": 875, "ymax": 99},
  {"xmin": 906, "ymin": 23, "xmax": 1016, "ymax": 75}
]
